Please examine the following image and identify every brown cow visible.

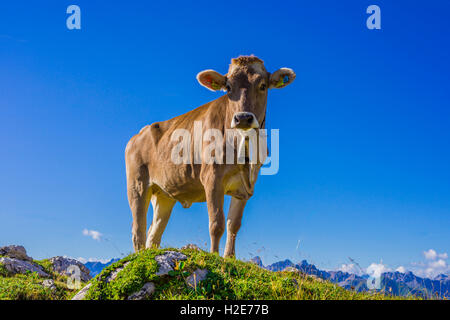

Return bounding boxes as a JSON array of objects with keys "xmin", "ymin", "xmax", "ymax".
[{"xmin": 125, "ymin": 56, "xmax": 295, "ymax": 257}]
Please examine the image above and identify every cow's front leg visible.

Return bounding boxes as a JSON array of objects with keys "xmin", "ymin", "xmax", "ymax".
[
  {"xmin": 224, "ymin": 197, "xmax": 247, "ymax": 257},
  {"xmin": 204, "ymin": 182, "xmax": 225, "ymax": 254}
]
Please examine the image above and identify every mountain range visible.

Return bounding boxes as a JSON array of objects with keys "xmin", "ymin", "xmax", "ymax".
[
  {"xmin": 84, "ymin": 258, "xmax": 120, "ymax": 277},
  {"xmin": 251, "ymin": 257, "xmax": 450, "ymax": 299}
]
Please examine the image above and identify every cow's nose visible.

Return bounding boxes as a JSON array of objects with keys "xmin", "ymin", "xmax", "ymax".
[
  {"xmin": 232, "ymin": 112, "xmax": 256, "ymax": 129},
  {"xmin": 234, "ymin": 114, "xmax": 253, "ymax": 126}
]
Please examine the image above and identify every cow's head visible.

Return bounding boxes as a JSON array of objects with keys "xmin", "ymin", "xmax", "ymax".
[{"xmin": 197, "ymin": 56, "xmax": 296, "ymax": 130}]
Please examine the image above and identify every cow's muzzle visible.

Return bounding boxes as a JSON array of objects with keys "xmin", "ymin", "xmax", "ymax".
[{"xmin": 231, "ymin": 112, "xmax": 259, "ymax": 130}]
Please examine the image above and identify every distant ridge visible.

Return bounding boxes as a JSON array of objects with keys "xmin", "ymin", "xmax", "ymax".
[
  {"xmin": 84, "ymin": 258, "xmax": 120, "ymax": 277},
  {"xmin": 251, "ymin": 256, "xmax": 450, "ymax": 299}
]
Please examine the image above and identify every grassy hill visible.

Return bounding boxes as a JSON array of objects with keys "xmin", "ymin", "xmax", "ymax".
[
  {"xmin": 78, "ymin": 248, "xmax": 412, "ymax": 300},
  {"xmin": 1, "ymin": 248, "xmax": 417, "ymax": 300},
  {"xmin": 0, "ymin": 258, "xmax": 77, "ymax": 300}
]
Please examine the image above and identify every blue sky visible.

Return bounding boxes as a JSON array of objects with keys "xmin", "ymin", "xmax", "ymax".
[{"xmin": 1, "ymin": 1, "xmax": 449, "ymax": 277}]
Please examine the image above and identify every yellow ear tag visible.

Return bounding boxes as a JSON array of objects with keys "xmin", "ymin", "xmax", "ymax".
[
  {"xmin": 211, "ymin": 81, "xmax": 221, "ymax": 90},
  {"xmin": 275, "ymin": 77, "xmax": 284, "ymax": 88}
]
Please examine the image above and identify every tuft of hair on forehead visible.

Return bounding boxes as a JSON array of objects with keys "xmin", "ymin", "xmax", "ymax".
[
  {"xmin": 231, "ymin": 55, "xmax": 264, "ymax": 67},
  {"xmin": 228, "ymin": 55, "xmax": 267, "ymax": 76}
]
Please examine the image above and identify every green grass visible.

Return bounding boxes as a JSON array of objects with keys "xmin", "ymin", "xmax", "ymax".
[
  {"xmin": 0, "ymin": 263, "xmax": 11, "ymax": 277},
  {"xmin": 0, "ymin": 259, "xmax": 79, "ymax": 300},
  {"xmin": 1, "ymin": 248, "xmax": 420, "ymax": 300},
  {"xmin": 81, "ymin": 248, "xmax": 417, "ymax": 300},
  {"xmin": 0, "ymin": 273, "xmax": 72, "ymax": 300}
]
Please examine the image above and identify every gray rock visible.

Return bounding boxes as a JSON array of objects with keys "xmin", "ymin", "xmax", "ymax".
[
  {"xmin": 71, "ymin": 283, "xmax": 92, "ymax": 300},
  {"xmin": 127, "ymin": 282, "xmax": 155, "ymax": 300},
  {"xmin": 308, "ymin": 274, "xmax": 325, "ymax": 282},
  {"xmin": 105, "ymin": 262, "xmax": 130, "ymax": 283},
  {"xmin": 42, "ymin": 279, "xmax": 56, "ymax": 290},
  {"xmin": 155, "ymin": 251, "xmax": 187, "ymax": 276},
  {"xmin": 181, "ymin": 244, "xmax": 202, "ymax": 251},
  {"xmin": 283, "ymin": 266, "xmax": 301, "ymax": 274},
  {"xmin": 48, "ymin": 256, "xmax": 92, "ymax": 282},
  {"xmin": 0, "ymin": 257, "xmax": 49, "ymax": 277},
  {"xmin": 186, "ymin": 269, "xmax": 209, "ymax": 289},
  {"xmin": 0, "ymin": 245, "xmax": 33, "ymax": 262}
]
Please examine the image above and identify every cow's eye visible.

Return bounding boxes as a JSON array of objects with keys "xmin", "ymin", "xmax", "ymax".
[
  {"xmin": 226, "ymin": 84, "xmax": 231, "ymax": 92},
  {"xmin": 260, "ymin": 83, "xmax": 266, "ymax": 91}
]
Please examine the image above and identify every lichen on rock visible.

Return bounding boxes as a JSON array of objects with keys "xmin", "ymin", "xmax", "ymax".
[
  {"xmin": 0, "ymin": 257, "xmax": 49, "ymax": 277},
  {"xmin": 71, "ymin": 283, "xmax": 92, "ymax": 300},
  {"xmin": 127, "ymin": 282, "xmax": 155, "ymax": 300},
  {"xmin": 186, "ymin": 269, "xmax": 209, "ymax": 289},
  {"xmin": 105, "ymin": 262, "xmax": 130, "ymax": 283},
  {"xmin": 155, "ymin": 251, "xmax": 187, "ymax": 276},
  {"xmin": 48, "ymin": 256, "xmax": 91, "ymax": 282}
]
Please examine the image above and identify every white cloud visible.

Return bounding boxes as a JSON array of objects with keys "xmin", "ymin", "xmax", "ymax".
[
  {"xmin": 396, "ymin": 266, "xmax": 406, "ymax": 273},
  {"xmin": 366, "ymin": 262, "xmax": 391, "ymax": 278},
  {"xmin": 429, "ymin": 259, "xmax": 447, "ymax": 269},
  {"xmin": 82, "ymin": 228, "xmax": 103, "ymax": 241},
  {"xmin": 335, "ymin": 249, "xmax": 448, "ymax": 279},
  {"xmin": 74, "ymin": 256, "xmax": 88, "ymax": 263},
  {"xmin": 438, "ymin": 253, "xmax": 448, "ymax": 259},
  {"xmin": 76, "ymin": 257, "xmax": 111, "ymax": 264},
  {"xmin": 423, "ymin": 249, "xmax": 447, "ymax": 261},
  {"xmin": 412, "ymin": 249, "xmax": 449, "ymax": 278},
  {"xmin": 423, "ymin": 249, "xmax": 438, "ymax": 260},
  {"xmin": 63, "ymin": 255, "xmax": 110, "ymax": 264},
  {"xmin": 338, "ymin": 263, "xmax": 363, "ymax": 275}
]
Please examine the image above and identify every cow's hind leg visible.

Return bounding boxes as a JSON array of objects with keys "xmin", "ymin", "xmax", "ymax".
[
  {"xmin": 127, "ymin": 165, "xmax": 151, "ymax": 252},
  {"xmin": 146, "ymin": 193, "xmax": 176, "ymax": 249}
]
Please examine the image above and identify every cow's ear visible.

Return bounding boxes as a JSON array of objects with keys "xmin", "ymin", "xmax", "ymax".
[
  {"xmin": 269, "ymin": 68, "xmax": 296, "ymax": 89},
  {"xmin": 197, "ymin": 70, "xmax": 226, "ymax": 91}
]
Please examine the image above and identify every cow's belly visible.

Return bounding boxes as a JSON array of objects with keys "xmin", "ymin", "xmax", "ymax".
[
  {"xmin": 149, "ymin": 165, "xmax": 253, "ymax": 207},
  {"xmin": 155, "ymin": 175, "xmax": 250, "ymax": 207},
  {"xmin": 149, "ymin": 162, "xmax": 205, "ymax": 207},
  {"xmin": 151, "ymin": 178, "xmax": 206, "ymax": 208}
]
